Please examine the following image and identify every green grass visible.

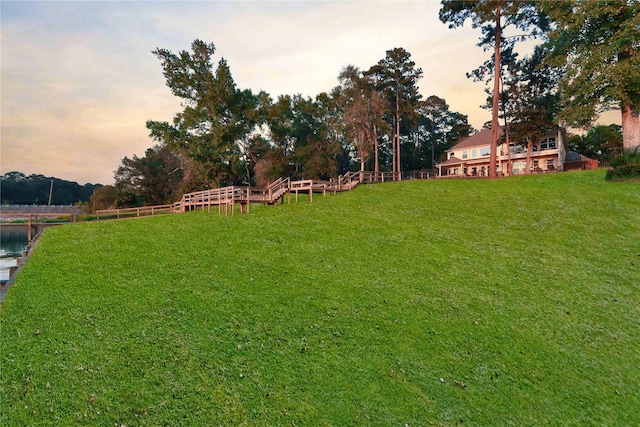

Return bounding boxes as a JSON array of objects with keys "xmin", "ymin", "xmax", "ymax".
[{"xmin": 1, "ymin": 170, "xmax": 639, "ymax": 425}]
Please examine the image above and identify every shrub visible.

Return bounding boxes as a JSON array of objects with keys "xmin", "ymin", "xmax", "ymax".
[{"xmin": 606, "ymin": 148, "xmax": 640, "ymax": 181}]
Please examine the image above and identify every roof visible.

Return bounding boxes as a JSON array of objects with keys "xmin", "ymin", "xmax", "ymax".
[
  {"xmin": 449, "ymin": 127, "xmax": 505, "ymax": 151},
  {"xmin": 437, "ymin": 156, "xmax": 464, "ymax": 166},
  {"xmin": 565, "ymin": 151, "xmax": 595, "ymax": 162}
]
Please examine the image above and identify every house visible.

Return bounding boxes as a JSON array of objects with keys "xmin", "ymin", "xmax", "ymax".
[{"xmin": 437, "ymin": 127, "xmax": 567, "ymax": 177}]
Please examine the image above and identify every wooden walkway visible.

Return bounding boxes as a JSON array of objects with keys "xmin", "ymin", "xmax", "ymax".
[{"xmin": 96, "ymin": 171, "xmax": 434, "ymax": 219}]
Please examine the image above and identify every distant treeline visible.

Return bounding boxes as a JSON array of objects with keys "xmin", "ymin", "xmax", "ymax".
[{"xmin": 1, "ymin": 172, "xmax": 103, "ymax": 205}]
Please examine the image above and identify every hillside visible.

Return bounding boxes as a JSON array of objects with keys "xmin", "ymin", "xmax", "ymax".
[{"xmin": 1, "ymin": 170, "xmax": 639, "ymax": 425}]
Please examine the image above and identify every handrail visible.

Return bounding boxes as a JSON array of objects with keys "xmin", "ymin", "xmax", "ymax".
[{"xmin": 96, "ymin": 204, "xmax": 175, "ymax": 220}]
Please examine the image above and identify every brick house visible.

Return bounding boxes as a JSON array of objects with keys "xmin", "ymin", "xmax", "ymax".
[{"xmin": 437, "ymin": 127, "xmax": 567, "ymax": 177}]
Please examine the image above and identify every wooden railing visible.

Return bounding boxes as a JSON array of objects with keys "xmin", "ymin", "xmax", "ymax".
[
  {"xmin": 0, "ymin": 212, "xmax": 78, "ymax": 223},
  {"xmin": 96, "ymin": 204, "xmax": 177, "ymax": 220},
  {"xmin": 336, "ymin": 171, "xmax": 401, "ymax": 188},
  {"xmin": 95, "ymin": 170, "xmax": 435, "ymax": 220},
  {"xmin": 179, "ymin": 178, "xmax": 292, "ymax": 214},
  {"xmin": 1, "ymin": 212, "xmax": 78, "ymax": 241},
  {"xmin": 266, "ymin": 177, "xmax": 290, "ymax": 203}
]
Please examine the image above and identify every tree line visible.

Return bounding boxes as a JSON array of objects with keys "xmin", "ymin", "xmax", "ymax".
[
  {"xmin": 0, "ymin": 172, "xmax": 101, "ymax": 205},
  {"xmin": 109, "ymin": 43, "xmax": 472, "ymax": 208},
  {"xmin": 107, "ymin": 0, "xmax": 638, "ymax": 207}
]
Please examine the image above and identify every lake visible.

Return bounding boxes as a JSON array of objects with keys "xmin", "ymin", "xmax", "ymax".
[{"xmin": 1, "ymin": 226, "xmax": 29, "ymax": 282}]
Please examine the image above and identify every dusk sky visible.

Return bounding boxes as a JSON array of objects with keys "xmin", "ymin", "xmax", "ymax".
[{"xmin": 1, "ymin": 1, "xmax": 619, "ymax": 185}]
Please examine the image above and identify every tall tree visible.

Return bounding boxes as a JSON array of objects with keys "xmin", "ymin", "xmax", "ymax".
[
  {"xmin": 542, "ymin": 0, "xmax": 640, "ymax": 151},
  {"xmin": 146, "ymin": 40, "xmax": 259, "ymax": 188},
  {"xmin": 367, "ymin": 48, "xmax": 423, "ymax": 179},
  {"xmin": 507, "ymin": 45, "xmax": 561, "ymax": 173},
  {"xmin": 337, "ymin": 65, "xmax": 369, "ymax": 172},
  {"xmin": 337, "ymin": 65, "xmax": 387, "ymax": 172},
  {"xmin": 440, "ymin": 0, "xmax": 549, "ymax": 178}
]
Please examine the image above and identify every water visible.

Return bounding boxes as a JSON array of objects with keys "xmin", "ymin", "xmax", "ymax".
[{"xmin": 1, "ymin": 226, "xmax": 29, "ymax": 281}]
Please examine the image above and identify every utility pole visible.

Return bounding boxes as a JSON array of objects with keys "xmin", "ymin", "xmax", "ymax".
[{"xmin": 48, "ymin": 179, "xmax": 53, "ymax": 205}]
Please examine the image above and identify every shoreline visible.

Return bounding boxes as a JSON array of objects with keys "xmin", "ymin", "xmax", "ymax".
[{"xmin": 0, "ymin": 229, "xmax": 44, "ymax": 303}]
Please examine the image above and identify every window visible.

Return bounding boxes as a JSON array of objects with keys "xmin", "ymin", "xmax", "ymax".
[
  {"xmin": 480, "ymin": 147, "xmax": 490, "ymax": 156},
  {"xmin": 533, "ymin": 160, "xmax": 539, "ymax": 169},
  {"xmin": 462, "ymin": 150, "xmax": 468, "ymax": 159},
  {"xmin": 472, "ymin": 149, "xmax": 478, "ymax": 158},
  {"xmin": 547, "ymin": 159, "xmax": 554, "ymax": 169},
  {"xmin": 449, "ymin": 152, "xmax": 455, "ymax": 159},
  {"xmin": 540, "ymin": 137, "xmax": 557, "ymax": 150},
  {"xmin": 513, "ymin": 161, "xmax": 523, "ymax": 175}
]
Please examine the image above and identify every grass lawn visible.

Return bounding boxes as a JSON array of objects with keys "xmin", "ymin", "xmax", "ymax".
[{"xmin": 1, "ymin": 170, "xmax": 639, "ymax": 425}]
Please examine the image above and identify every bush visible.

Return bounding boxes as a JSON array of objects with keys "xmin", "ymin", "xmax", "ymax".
[{"xmin": 606, "ymin": 148, "xmax": 640, "ymax": 181}]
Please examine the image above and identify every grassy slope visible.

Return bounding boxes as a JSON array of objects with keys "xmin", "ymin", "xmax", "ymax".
[{"xmin": 1, "ymin": 170, "xmax": 639, "ymax": 425}]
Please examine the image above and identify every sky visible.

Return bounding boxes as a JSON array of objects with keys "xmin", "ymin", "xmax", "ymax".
[{"xmin": 1, "ymin": 0, "xmax": 619, "ymax": 186}]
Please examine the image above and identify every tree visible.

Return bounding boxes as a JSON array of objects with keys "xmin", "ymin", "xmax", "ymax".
[
  {"xmin": 367, "ymin": 48, "xmax": 423, "ymax": 179},
  {"xmin": 114, "ymin": 144, "xmax": 184, "ymax": 207},
  {"xmin": 0, "ymin": 172, "xmax": 100, "ymax": 205},
  {"xmin": 236, "ymin": 90, "xmax": 271, "ymax": 186},
  {"xmin": 86, "ymin": 185, "xmax": 117, "ymax": 213},
  {"xmin": 507, "ymin": 45, "xmax": 561, "ymax": 173},
  {"xmin": 266, "ymin": 94, "xmax": 297, "ymax": 157},
  {"xmin": 291, "ymin": 93, "xmax": 342, "ymax": 180},
  {"xmin": 542, "ymin": 0, "xmax": 640, "ymax": 151},
  {"xmin": 440, "ymin": 0, "xmax": 549, "ymax": 178},
  {"xmin": 567, "ymin": 124, "xmax": 623, "ymax": 162},
  {"xmin": 147, "ymin": 40, "xmax": 259, "ymax": 188},
  {"xmin": 337, "ymin": 65, "xmax": 387, "ymax": 173},
  {"xmin": 420, "ymin": 96, "xmax": 473, "ymax": 168},
  {"xmin": 261, "ymin": 93, "xmax": 342, "ymax": 180}
]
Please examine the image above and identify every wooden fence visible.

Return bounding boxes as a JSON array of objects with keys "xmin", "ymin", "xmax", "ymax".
[
  {"xmin": 564, "ymin": 159, "xmax": 600, "ymax": 171},
  {"xmin": 96, "ymin": 204, "xmax": 178, "ymax": 220}
]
